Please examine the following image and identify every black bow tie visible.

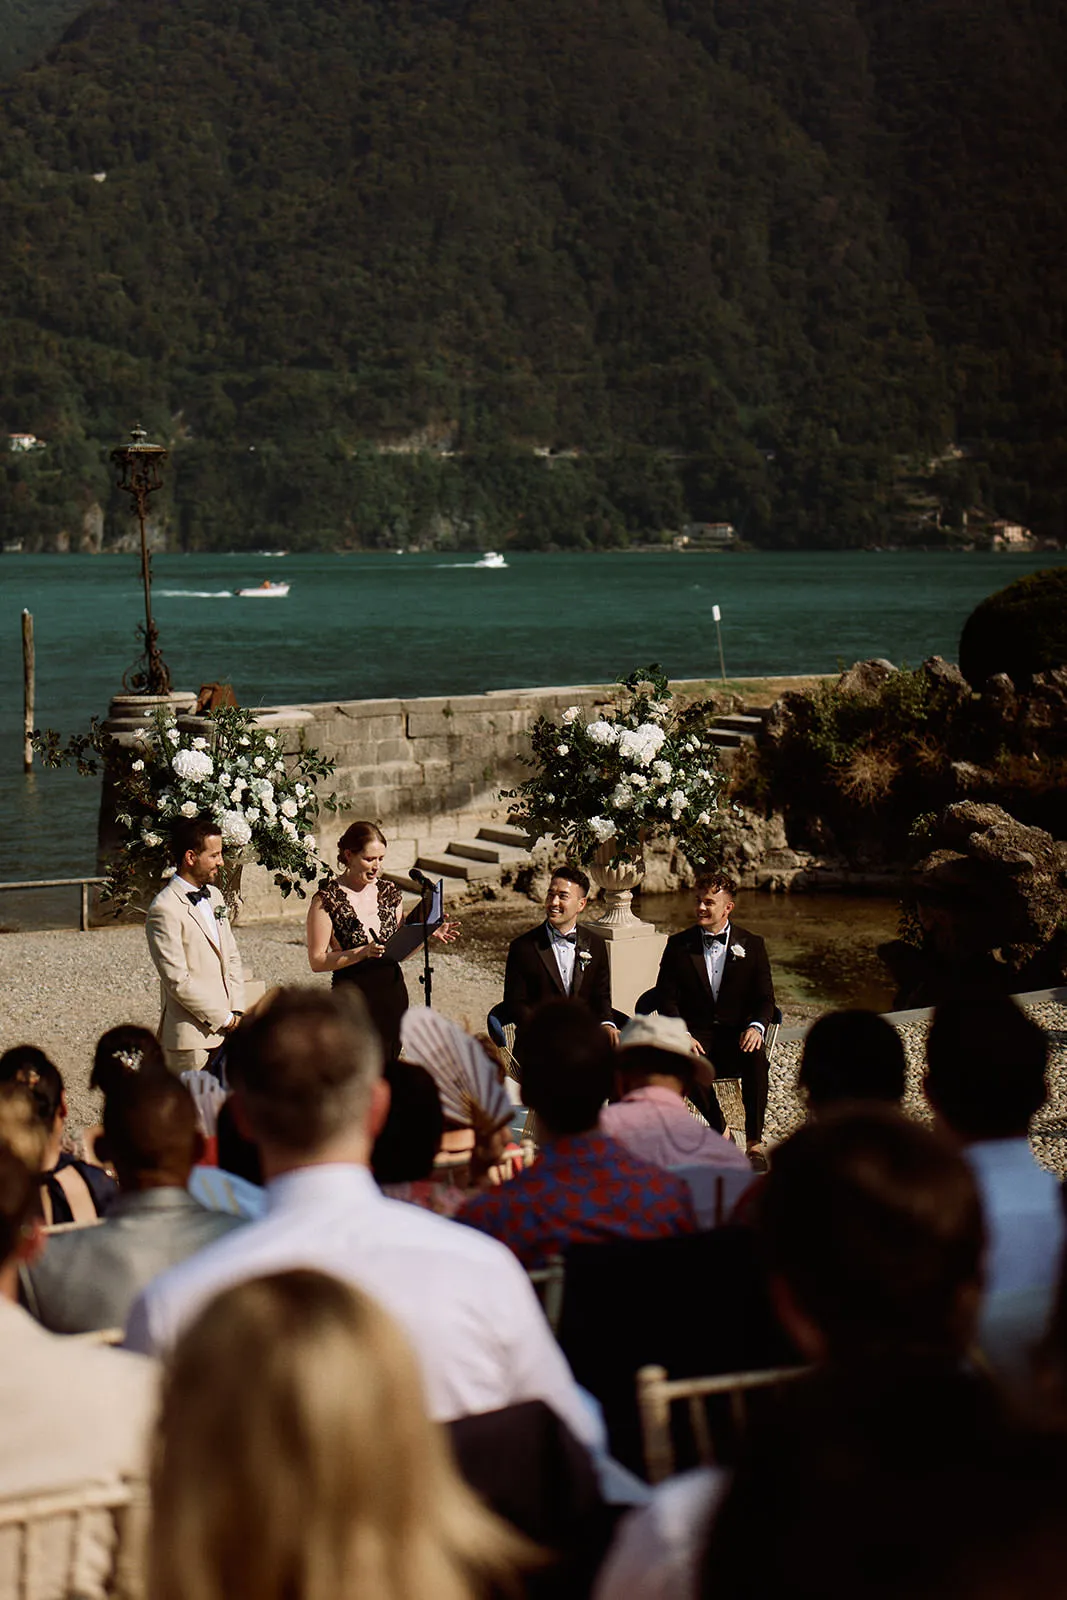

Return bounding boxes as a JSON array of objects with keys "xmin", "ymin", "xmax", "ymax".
[
  {"xmin": 556, "ymin": 930, "xmax": 578, "ymax": 945},
  {"xmin": 187, "ymin": 886, "xmax": 211, "ymax": 905},
  {"xmin": 702, "ymin": 929, "xmax": 728, "ymax": 947}
]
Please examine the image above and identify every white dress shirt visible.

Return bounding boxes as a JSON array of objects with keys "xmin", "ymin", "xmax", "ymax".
[
  {"xmin": 593, "ymin": 1466, "xmax": 728, "ymax": 1599},
  {"xmin": 547, "ymin": 920, "xmax": 579, "ymax": 992},
  {"xmin": 701, "ymin": 923, "xmax": 764, "ymax": 1035},
  {"xmin": 125, "ymin": 1163, "xmax": 603, "ymax": 1453}
]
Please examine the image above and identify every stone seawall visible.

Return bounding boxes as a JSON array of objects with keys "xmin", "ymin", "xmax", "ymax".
[{"xmin": 241, "ymin": 681, "xmax": 718, "ymax": 919}]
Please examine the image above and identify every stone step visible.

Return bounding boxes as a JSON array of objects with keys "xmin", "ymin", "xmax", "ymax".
[
  {"xmin": 476, "ymin": 824, "xmax": 535, "ymax": 849},
  {"xmin": 714, "ymin": 712, "xmax": 766, "ymax": 735},
  {"xmin": 415, "ymin": 852, "xmax": 499, "ymax": 881},
  {"xmin": 706, "ymin": 728, "xmax": 745, "ymax": 748},
  {"xmin": 447, "ymin": 837, "xmax": 531, "ymax": 865}
]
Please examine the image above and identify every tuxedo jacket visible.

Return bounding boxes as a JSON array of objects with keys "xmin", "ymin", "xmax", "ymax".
[
  {"xmin": 502, "ymin": 923, "xmax": 614, "ymax": 1027},
  {"xmin": 145, "ymin": 876, "xmax": 245, "ymax": 1052},
  {"xmin": 655, "ymin": 922, "xmax": 775, "ymax": 1053}
]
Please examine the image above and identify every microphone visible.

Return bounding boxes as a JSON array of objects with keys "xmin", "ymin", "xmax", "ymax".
[{"xmin": 409, "ymin": 867, "xmax": 437, "ymax": 895}]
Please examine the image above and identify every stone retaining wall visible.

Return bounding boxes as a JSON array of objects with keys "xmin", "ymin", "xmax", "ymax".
[{"xmin": 238, "ymin": 680, "xmax": 714, "ymax": 918}]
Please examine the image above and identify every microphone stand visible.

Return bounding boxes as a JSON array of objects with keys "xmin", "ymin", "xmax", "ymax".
[{"xmin": 416, "ymin": 878, "xmax": 435, "ymax": 1009}]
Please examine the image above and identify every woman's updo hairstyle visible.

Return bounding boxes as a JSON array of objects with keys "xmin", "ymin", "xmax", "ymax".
[
  {"xmin": 91, "ymin": 1025, "xmax": 168, "ymax": 1099},
  {"xmin": 336, "ymin": 821, "xmax": 387, "ymax": 866}
]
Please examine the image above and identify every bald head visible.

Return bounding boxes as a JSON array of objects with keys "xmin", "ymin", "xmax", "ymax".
[{"xmin": 102, "ymin": 1074, "xmax": 203, "ymax": 1190}]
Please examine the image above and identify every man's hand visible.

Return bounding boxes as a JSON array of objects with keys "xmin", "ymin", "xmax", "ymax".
[
  {"xmin": 739, "ymin": 1025, "xmax": 763, "ymax": 1053},
  {"xmin": 688, "ymin": 1035, "xmax": 704, "ymax": 1056},
  {"xmin": 603, "ymin": 1023, "xmax": 620, "ymax": 1048}
]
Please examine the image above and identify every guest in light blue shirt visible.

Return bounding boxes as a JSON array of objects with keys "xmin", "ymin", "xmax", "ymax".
[{"xmin": 925, "ymin": 990, "xmax": 1062, "ymax": 1386}]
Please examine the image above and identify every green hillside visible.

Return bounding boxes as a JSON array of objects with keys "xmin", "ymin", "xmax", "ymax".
[{"xmin": 0, "ymin": 0, "xmax": 1063, "ymax": 551}]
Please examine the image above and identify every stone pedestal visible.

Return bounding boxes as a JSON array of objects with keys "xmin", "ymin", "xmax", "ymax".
[{"xmin": 583, "ymin": 918, "xmax": 667, "ymax": 1016}]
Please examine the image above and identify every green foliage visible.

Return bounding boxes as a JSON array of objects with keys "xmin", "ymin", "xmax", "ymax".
[
  {"xmin": 0, "ymin": 0, "xmax": 1063, "ymax": 545},
  {"xmin": 503, "ymin": 665, "xmax": 726, "ymax": 867},
  {"xmin": 958, "ymin": 568, "xmax": 1067, "ymax": 688}
]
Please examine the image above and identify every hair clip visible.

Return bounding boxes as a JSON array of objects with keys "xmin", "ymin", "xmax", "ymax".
[
  {"xmin": 114, "ymin": 1048, "xmax": 143, "ymax": 1073},
  {"xmin": 15, "ymin": 1067, "xmax": 40, "ymax": 1088}
]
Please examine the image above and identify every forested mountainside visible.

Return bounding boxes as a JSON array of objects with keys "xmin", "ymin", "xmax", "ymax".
[{"xmin": 0, "ymin": 0, "xmax": 1064, "ymax": 552}]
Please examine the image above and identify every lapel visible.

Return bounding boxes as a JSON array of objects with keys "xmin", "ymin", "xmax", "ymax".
[
  {"xmin": 715, "ymin": 924, "xmax": 747, "ymax": 1005},
  {"xmin": 536, "ymin": 924, "xmax": 568, "ymax": 996},
  {"xmin": 175, "ymin": 880, "xmax": 223, "ymax": 956},
  {"xmin": 687, "ymin": 925, "xmax": 715, "ymax": 1003},
  {"xmin": 573, "ymin": 930, "xmax": 593, "ymax": 995}
]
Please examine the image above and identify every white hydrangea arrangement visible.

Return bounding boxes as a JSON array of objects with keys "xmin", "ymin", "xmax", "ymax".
[
  {"xmin": 35, "ymin": 705, "xmax": 335, "ymax": 914},
  {"xmin": 503, "ymin": 665, "xmax": 726, "ymax": 866}
]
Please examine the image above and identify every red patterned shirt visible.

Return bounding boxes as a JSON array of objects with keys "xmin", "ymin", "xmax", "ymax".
[{"xmin": 459, "ymin": 1131, "xmax": 698, "ymax": 1269}]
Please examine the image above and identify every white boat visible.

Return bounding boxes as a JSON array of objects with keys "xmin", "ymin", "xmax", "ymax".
[
  {"xmin": 475, "ymin": 551, "xmax": 507, "ymax": 568},
  {"xmin": 237, "ymin": 580, "xmax": 290, "ymax": 597}
]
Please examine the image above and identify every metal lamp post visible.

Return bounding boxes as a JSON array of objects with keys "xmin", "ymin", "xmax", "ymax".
[{"xmin": 111, "ymin": 424, "xmax": 172, "ymax": 695}]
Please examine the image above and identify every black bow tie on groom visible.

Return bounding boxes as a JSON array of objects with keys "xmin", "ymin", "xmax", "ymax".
[
  {"xmin": 556, "ymin": 930, "xmax": 578, "ymax": 945},
  {"xmin": 186, "ymin": 886, "xmax": 212, "ymax": 905},
  {"xmin": 702, "ymin": 929, "xmax": 729, "ymax": 947}
]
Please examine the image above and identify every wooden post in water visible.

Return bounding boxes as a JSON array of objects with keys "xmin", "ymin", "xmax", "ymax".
[{"xmin": 21, "ymin": 609, "xmax": 35, "ymax": 772}]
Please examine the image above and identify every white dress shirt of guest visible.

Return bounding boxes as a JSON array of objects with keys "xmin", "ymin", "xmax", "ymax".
[
  {"xmin": 22, "ymin": 1070, "xmax": 246, "ymax": 1335},
  {"xmin": 125, "ymin": 986, "xmax": 603, "ymax": 1455},
  {"xmin": 925, "ymin": 990, "xmax": 1063, "ymax": 1384},
  {"xmin": 0, "ymin": 1144, "xmax": 157, "ymax": 1600}
]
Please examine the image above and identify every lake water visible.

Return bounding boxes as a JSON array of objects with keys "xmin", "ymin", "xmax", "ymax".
[{"xmin": 1, "ymin": 547, "xmax": 1064, "ymax": 886}]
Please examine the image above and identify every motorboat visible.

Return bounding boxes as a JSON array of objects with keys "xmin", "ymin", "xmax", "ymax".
[
  {"xmin": 475, "ymin": 551, "xmax": 507, "ymax": 568},
  {"xmin": 237, "ymin": 580, "xmax": 290, "ymax": 597}
]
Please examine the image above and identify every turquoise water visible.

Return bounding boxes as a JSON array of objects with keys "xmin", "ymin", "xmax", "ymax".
[{"xmin": 1, "ymin": 548, "xmax": 1065, "ymax": 883}]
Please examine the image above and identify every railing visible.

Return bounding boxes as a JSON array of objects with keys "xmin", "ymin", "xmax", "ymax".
[{"xmin": 0, "ymin": 876, "xmax": 106, "ymax": 931}]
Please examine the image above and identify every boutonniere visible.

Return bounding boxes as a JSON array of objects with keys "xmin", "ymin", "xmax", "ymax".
[
  {"xmin": 577, "ymin": 946, "xmax": 592, "ymax": 970},
  {"xmin": 214, "ymin": 904, "xmax": 229, "ymax": 923},
  {"xmin": 730, "ymin": 942, "xmax": 746, "ymax": 959}
]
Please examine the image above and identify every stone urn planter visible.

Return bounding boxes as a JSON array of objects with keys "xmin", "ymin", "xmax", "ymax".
[{"xmin": 587, "ymin": 843, "xmax": 655, "ymax": 937}]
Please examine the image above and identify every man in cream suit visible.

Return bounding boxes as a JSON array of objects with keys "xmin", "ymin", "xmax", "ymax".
[{"xmin": 145, "ymin": 815, "xmax": 245, "ymax": 1073}]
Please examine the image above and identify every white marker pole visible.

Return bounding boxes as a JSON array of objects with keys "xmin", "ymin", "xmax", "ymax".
[{"xmin": 712, "ymin": 604, "xmax": 726, "ymax": 684}]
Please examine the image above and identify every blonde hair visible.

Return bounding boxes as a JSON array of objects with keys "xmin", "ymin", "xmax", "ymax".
[
  {"xmin": 0, "ymin": 1083, "xmax": 48, "ymax": 1173},
  {"xmin": 151, "ymin": 1271, "xmax": 528, "ymax": 1600}
]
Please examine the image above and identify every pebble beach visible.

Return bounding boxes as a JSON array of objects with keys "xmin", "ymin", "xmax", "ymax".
[{"xmin": 2, "ymin": 915, "xmax": 1064, "ymax": 1177}]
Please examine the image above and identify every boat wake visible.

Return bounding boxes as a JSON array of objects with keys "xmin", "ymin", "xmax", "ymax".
[
  {"xmin": 436, "ymin": 552, "xmax": 508, "ymax": 570},
  {"xmin": 157, "ymin": 589, "xmax": 234, "ymax": 598}
]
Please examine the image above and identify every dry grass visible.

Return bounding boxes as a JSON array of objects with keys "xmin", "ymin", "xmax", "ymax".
[{"xmin": 838, "ymin": 747, "xmax": 901, "ymax": 804}]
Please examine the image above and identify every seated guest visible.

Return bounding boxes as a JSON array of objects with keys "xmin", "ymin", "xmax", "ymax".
[
  {"xmin": 22, "ymin": 1072, "xmax": 246, "ymax": 1334},
  {"xmin": 601, "ymin": 1014, "xmax": 750, "ymax": 1173},
  {"xmin": 150, "ymin": 1269, "xmax": 527, "ymax": 1600},
  {"xmin": 594, "ymin": 1107, "xmax": 989, "ymax": 1599},
  {"xmin": 90, "ymin": 1024, "xmax": 168, "ymax": 1099},
  {"xmin": 0, "ymin": 1142, "xmax": 156, "ymax": 1599},
  {"xmin": 0, "ymin": 1045, "xmax": 116, "ymax": 1225},
  {"xmin": 796, "ymin": 1009, "xmax": 907, "ymax": 1114},
  {"xmin": 925, "ymin": 988, "xmax": 1061, "ymax": 1384},
  {"xmin": 462, "ymin": 1001, "xmax": 696, "ymax": 1269},
  {"xmin": 126, "ymin": 986, "xmax": 603, "ymax": 1457},
  {"xmin": 401, "ymin": 1008, "xmax": 516, "ymax": 1190},
  {"xmin": 502, "ymin": 866, "xmax": 618, "ymax": 1042},
  {"xmin": 654, "ymin": 874, "xmax": 776, "ymax": 1160},
  {"xmin": 372, "ymin": 1057, "xmax": 468, "ymax": 1217}
]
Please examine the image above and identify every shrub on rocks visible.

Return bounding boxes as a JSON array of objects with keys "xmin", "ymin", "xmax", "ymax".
[{"xmin": 959, "ymin": 567, "xmax": 1067, "ymax": 688}]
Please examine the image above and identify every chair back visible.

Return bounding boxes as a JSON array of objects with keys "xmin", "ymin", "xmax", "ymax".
[
  {"xmin": 637, "ymin": 1362, "xmax": 808, "ymax": 1483},
  {"xmin": 0, "ymin": 1479, "xmax": 144, "ymax": 1600},
  {"xmin": 526, "ymin": 1255, "xmax": 565, "ymax": 1335},
  {"xmin": 558, "ymin": 1228, "xmax": 796, "ymax": 1475},
  {"xmin": 668, "ymin": 1165, "xmax": 756, "ymax": 1230}
]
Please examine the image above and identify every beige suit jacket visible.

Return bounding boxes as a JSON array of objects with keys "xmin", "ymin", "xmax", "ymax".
[{"xmin": 145, "ymin": 877, "xmax": 245, "ymax": 1053}]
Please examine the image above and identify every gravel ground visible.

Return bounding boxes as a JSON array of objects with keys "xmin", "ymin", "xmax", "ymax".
[{"xmin": 3, "ymin": 916, "xmax": 1064, "ymax": 1176}]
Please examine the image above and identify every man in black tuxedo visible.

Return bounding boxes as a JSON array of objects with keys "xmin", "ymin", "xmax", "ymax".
[
  {"xmin": 655, "ymin": 872, "xmax": 775, "ymax": 1156},
  {"xmin": 502, "ymin": 866, "xmax": 618, "ymax": 1042}
]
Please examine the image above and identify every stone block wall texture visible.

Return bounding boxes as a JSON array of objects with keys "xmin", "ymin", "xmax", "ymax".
[{"xmin": 239, "ymin": 680, "xmax": 716, "ymax": 920}]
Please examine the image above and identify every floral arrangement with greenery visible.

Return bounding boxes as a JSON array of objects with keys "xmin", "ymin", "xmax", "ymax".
[
  {"xmin": 503, "ymin": 665, "xmax": 727, "ymax": 866},
  {"xmin": 33, "ymin": 705, "xmax": 335, "ymax": 914}
]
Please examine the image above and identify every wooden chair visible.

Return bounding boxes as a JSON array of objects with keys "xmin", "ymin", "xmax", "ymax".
[
  {"xmin": 637, "ymin": 1362, "xmax": 807, "ymax": 1484},
  {"xmin": 0, "ymin": 1478, "xmax": 146, "ymax": 1600},
  {"xmin": 526, "ymin": 1254, "xmax": 565, "ymax": 1335},
  {"xmin": 67, "ymin": 1328, "xmax": 124, "ymax": 1347}
]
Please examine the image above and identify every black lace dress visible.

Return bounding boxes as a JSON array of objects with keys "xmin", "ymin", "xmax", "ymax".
[{"xmin": 318, "ymin": 877, "xmax": 408, "ymax": 1052}]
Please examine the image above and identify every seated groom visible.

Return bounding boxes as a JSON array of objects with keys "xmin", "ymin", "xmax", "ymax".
[
  {"xmin": 502, "ymin": 866, "xmax": 617, "ymax": 1042},
  {"xmin": 654, "ymin": 872, "xmax": 776, "ymax": 1160}
]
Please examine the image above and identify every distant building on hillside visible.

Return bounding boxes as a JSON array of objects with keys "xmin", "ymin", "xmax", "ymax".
[
  {"xmin": 674, "ymin": 521, "xmax": 737, "ymax": 551},
  {"xmin": 989, "ymin": 519, "xmax": 1034, "ymax": 550},
  {"xmin": 8, "ymin": 433, "xmax": 44, "ymax": 452}
]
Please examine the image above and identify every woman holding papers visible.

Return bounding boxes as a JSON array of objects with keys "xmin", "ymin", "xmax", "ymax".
[{"xmin": 306, "ymin": 822, "xmax": 458, "ymax": 1038}]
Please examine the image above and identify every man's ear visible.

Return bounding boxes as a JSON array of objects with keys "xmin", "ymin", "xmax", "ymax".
[{"xmin": 367, "ymin": 1078, "xmax": 391, "ymax": 1144}]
